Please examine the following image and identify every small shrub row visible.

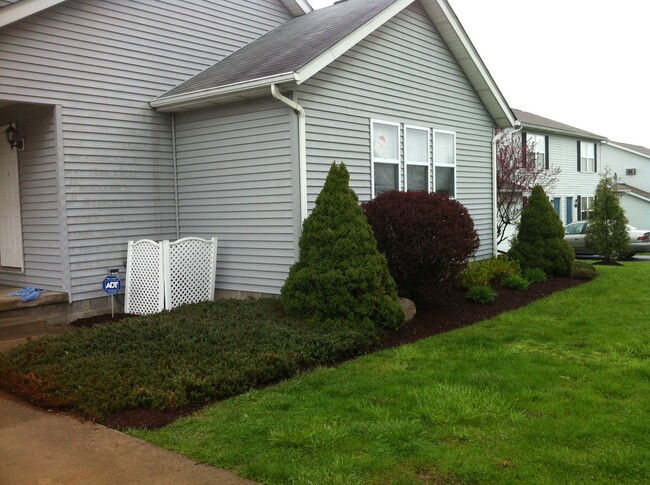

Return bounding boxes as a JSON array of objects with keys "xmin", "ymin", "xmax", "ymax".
[
  {"xmin": 462, "ymin": 256, "xmax": 521, "ymax": 289},
  {"xmin": 573, "ymin": 260, "xmax": 598, "ymax": 280},
  {"xmin": 466, "ymin": 285, "xmax": 497, "ymax": 304},
  {"xmin": 503, "ymin": 275, "xmax": 530, "ymax": 291},
  {"xmin": 463, "ymin": 257, "xmax": 550, "ymax": 303},
  {"xmin": 523, "ymin": 267, "xmax": 547, "ymax": 283}
]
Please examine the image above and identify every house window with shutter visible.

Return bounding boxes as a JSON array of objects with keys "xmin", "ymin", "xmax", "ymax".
[
  {"xmin": 524, "ymin": 133, "xmax": 548, "ymax": 169},
  {"xmin": 580, "ymin": 196, "xmax": 594, "ymax": 220},
  {"xmin": 578, "ymin": 141, "xmax": 597, "ymax": 173}
]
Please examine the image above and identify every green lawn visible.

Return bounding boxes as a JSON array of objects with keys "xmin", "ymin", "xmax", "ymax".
[{"xmin": 134, "ymin": 264, "xmax": 650, "ymax": 484}]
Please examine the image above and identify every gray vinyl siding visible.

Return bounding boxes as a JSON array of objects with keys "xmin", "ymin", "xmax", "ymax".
[
  {"xmin": 0, "ymin": 0, "xmax": 292, "ymax": 300},
  {"xmin": 601, "ymin": 144, "xmax": 650, "ymax": 229},
  {"xmin": 297, "ymin": 3, "xmax": 497, "ymax": 258},
  {"xmin": 602, "ymin": 144, "xmax": 650, "ymax": 193},
  {"xmin": 174, "ymin": 99, "xmax": 295, "ymax": 295},
  {"xmin": 0, "ymin": 104, "xmax": 63, "ymax": 290},
  {"xmin": 620, "ymin": 194, "xmax": 650, "ymax": 229},
  {"xmin": 543, "ymin": 135, "xmax": 600, "ymax": 225}
]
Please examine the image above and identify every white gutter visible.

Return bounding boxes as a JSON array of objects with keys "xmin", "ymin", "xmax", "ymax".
[
  {"xmin": 271, "ymin": 84, "xmax": 307, "ymax": 223},
  {"xmin": 280, "ymin": 0, "xmax": 313, "ymax": 15},
  {"xmin": 151, "ymin": 72, "xmax": 298, "ymax": 112},
  {"xmin": 0, "ymin": 0, "xmax": 66, "ymax": 29},
  {"xmin": 492, "ymin": 122, "xmax": 521, "ymax": 256}
]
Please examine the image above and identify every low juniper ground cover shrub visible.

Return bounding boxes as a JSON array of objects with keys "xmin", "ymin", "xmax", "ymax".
[{"xmin": 0, "ymin": 299, "xmax": 383, "ymax": 421}]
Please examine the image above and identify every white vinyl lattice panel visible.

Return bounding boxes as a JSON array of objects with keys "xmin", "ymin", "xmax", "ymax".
[
  {"xmin": 163, "ymin": 237, "xmax": 217, "ymax": 311},
  {"xmin": 125, "ymin": 239, "xmax": 164, "ymax": 315}
]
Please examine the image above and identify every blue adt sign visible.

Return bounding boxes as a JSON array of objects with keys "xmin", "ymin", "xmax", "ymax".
[{"xmin": 102, "ymin": 275, "xmax": 122, "ymax": 295}]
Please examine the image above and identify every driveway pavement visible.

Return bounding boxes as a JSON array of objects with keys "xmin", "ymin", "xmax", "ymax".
[{"xmin": 0, "ymin": 389, "xmax": 254, "ymax": 485}]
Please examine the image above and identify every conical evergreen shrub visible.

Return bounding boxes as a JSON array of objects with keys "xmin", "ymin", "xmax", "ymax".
[
  {"xmin": 585, "ymin": 172, "xmax": 631, "ymax": 262},
  {"xmin": 508, "ymin": 185, "xmax": 574, "ymax": 276},
  {"xmin": 281, "ymin": 162, "xmax": 403, "ymax": 331}
]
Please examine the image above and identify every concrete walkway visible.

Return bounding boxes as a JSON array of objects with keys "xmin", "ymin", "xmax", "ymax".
[{"xmin": 0, "ymin": 390, "xmax": 255, "ymax": 484}]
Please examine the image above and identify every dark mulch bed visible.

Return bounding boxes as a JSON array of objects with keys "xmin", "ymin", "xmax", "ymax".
[
  {"xmin": 100, "ymin": 276, "xmax": 585, "ymax": 430},
  {"xmin": 380, "ymin": 276, "xmax": 585, "ymax": 350}
]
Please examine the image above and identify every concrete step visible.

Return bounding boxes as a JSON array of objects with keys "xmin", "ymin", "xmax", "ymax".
[
  {"xmin": 0, "ymin": 289, "xmax": 68, "ymax": 312},
  {"xmin": 0, "ymin": 316, "xmax": 47, "ymax": 342}
]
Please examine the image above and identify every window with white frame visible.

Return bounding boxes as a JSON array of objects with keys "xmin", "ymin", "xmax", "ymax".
[
  {"xmin": 580, "ymin": 141, "xmax": 596, "ymax": 172},
  {"xmin": 371, "ymin": 121, "xmax": 400, "ymax": 197},
  {"xmin": 404, "ymin": 126, "xmax": 430, "ymax": 192},
  {"xmin": 580, "ymin": 196, "xmax": 594, "ymax": 220},
  {"xmin": 526, "ymin": 133, "xmax": 546, "ymax": 168},
  {"xmin": 434, "ymin": 131, "xmax": 455, "ymax": 197}
]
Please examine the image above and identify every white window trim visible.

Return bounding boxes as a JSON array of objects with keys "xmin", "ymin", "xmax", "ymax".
[
  {"xmin": 404, "ymin": 125, "xmax": 431, "ymax": 192},
  {"xmin": 580, "ymin": 141, "xmax": 596, "ymax": 173},
  {"xmin": 370, "ymin": 119, "xmax": 401, "ymax": 199},
  {"xmin": 580, "ymin": 196, "xmax": 594, "ymax": 221},
  {"xmin": 433, "ymin": 129, "xmax": 457, "ymax": 198},
  {"xmin": 527, "ymin": 132, "xmax": 546, "ymax": 169}
]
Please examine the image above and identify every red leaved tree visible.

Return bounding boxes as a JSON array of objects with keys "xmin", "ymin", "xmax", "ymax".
[{"xmin": 496, "ymin": 131, "xmax": 560, "ymax": 245}]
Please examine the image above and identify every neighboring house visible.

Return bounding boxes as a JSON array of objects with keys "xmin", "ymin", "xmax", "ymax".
[
  {"xmin": 1, "ymin": 0, "xmax": 515, "ymax": 319},
  {"xmin": 601, "ymin": 141, "xmax": 650, "ymax": 228},
  {"xmin": 512, "ymin": 109, "xmax": 607, "ymax": 225}
]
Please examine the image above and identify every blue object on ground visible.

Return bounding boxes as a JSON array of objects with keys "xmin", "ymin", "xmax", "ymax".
[{"xmin": 6, "ymin": 288, "xmax": 45, "ymax": 302}]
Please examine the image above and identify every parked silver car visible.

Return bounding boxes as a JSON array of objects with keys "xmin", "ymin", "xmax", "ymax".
[{"xmin": 564, "ymin": 222, "xmax": 650, "ymax": 256}]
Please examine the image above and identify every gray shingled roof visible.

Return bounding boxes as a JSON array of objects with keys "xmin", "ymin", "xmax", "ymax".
[
  {"xmin": 513, "ymin": 109, "xmax": 605, "ymax": 141},
  {"xmin": 611, "ymin": 141, "xmax": 650, "ymax": 158},
  {"xmin": 617, "ymin": 183, "xmax": 650, "ymax": 201},
  {"xmin": 159, "ymin": 0, "xmax": 398, "ymax": 100}
]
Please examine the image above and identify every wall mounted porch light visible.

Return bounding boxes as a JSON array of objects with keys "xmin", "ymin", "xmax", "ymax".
[{"xmin": 5, "ymin": 123, "xmax": 25, "ymax": 151}]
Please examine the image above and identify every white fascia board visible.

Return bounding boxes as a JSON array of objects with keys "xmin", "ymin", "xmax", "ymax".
[
  {"xmin": 606, "ymin": 141, "xmax": 650, "ymax": 160},
  {"xmin": 420, "ymin": 0, "xmax": 516, "ymax": 129},
  {"xmin": 622, "ymin": 189, "xmax": 650, "ymax": 203},
  {"xmin": 0, "ymin": 0, "xmax": 66, "ymax": 29},
  {"xmin": 150, "ymin": 72, "xmax": 298, "ymax": 112},
  {"xmin": 280, "ymin": 0, "xmax": 313, "ymax": 16},
  {"xmin": 295, "ymin": 0, "xmax": 415, "ymax": 83}
]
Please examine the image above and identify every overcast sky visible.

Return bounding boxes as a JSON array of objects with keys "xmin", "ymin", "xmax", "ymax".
[{"xmin": 308, "ymin": 0, "xmax": 650, "ymax": 148}]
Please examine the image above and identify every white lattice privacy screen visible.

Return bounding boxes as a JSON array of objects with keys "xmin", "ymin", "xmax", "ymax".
[
  {"xmin": 125, "ymin": 237, "xmax": 217, "ymax": 315},
  {"xmin": 125, "ymin": 239, "xmax": 164, "ymax": 315},
  {"xmin": 164, "ymin": 237, "xmax": 218, "ymax": 311}
]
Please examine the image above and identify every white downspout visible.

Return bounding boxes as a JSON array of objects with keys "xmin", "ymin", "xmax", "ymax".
[
  {"xmin": 492, "ymin": 122, "xmax": 521, "ymax": 256},
  {"xmin": 172, "ymin": 113, "xmax": 180, "ymax": 238},
  {"xmin": 271, "ymin": 84, "xmax": 308, "ymax": 223}
]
